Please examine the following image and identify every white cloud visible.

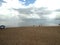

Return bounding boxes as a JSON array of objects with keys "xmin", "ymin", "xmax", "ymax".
[
  {"xmin": 0, "ymin": 0, "xmax": 60, "ymax": 27},
  {"xmin": 0, "ymin": 0, "xmax": 60, "ymax": 16},
  {"xmin": 26, "ymin": 14, "xmax": 40, "ymax": 19},
  {"xmin": 46, "ymin": 12, "xmax": 57, "ymax": 19},
  {"xmin": 33, "ymin": 0, "xmax": 60, "ymax": 10},
  {"xmin": 4, "ymin": 0, "xmax": 24, "ymax": 8},
  {"xmin": 33, "ymin": 0, "xmax": 48, "ymax": 8}
]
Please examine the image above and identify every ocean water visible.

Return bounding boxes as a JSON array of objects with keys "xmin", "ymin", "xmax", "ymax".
[
  {"xmin": 0, "ymin": 19, "xmax": 60, "ymax": 27},
  {"xmin": 18, "ymin": 19, "xmax": 60, "ymax": 26}
]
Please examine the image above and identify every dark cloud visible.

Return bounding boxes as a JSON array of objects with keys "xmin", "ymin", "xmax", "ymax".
[
  {"xmin": 13, "ymin": 8, "xmax": 33, "ymax": 15},
  {"xmin": 36, "ymin": 10, "xmax": 52, "ymax": 15},
  {"xmin": 0, "ymin": 0, "xmax": 6, "ymax": 6},
  {"xmin": 13, "ymin": 7, "xmax": 52, "ymax": 15},
  {"xmin": 34, "ymin": 7, "xmax": 52, "ymax": 15},
  {"xmin": 35, "ymin": 7, "xmax": 48, "ymax": 11},
  {"xmin": 12, "ymin": 7, "xmax": 53, "ymax": 20},
  {"xmin": 1, "ymin": 7, "xmax": 52, "ymax": 26},
  {"xmin": 13, "ymin": 7, "xmax": 56, "ymax": 26},
  {"xmin": 55, "ymin": 9, "xmax": 60, "ymax": 12}
]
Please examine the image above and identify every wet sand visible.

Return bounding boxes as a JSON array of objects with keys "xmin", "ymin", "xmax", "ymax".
[{"xmin": 0, "ymin": 26, "xmax": 60, "ymax": 45}]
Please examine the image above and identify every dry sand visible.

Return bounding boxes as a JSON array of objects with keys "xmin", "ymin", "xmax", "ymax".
[{"xmin": 0, "ymin": 26, "xmax": 60, "ymax": 45}]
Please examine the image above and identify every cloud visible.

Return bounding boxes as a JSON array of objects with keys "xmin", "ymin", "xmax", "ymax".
[
  {"xmin": 0, "ymin": 0, "xmax": 60, "ymax": 27},
  {"xmin": 54, "ymin": 13, "xmax": 60, "ymax": 20},
  {"xmin": 13, "ymin": 7, "xmax": 40, "ymax": 19},
  {"xmin": 13, "ymin": 8, "xmax": 33, "ymax": 14},
  {"xmin": 13, "ymin": 7, "xmax": 52, "ymax": 19},
  {"xmin": 0, "ymin": 0, "xmax": 6, "ymax": 6},
  {"xmin": 55, "ymin": 9, "xmax": 60, "ymax": 12},
  {"xmin": 35, "ymin": 8, "xmax": 52, "ymax": 15},
  {"xmin": 32, "ymin": 0, "xmax": 60, "ymax": 10}
]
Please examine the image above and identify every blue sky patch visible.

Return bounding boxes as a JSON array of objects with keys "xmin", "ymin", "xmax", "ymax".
[
  {"xmin": 0, "ymin": 0, "xmax": 6, "ymax": 6},
  {"xmin": 19, "ymin": 0, "xmax": 36, "ymax": 6}
]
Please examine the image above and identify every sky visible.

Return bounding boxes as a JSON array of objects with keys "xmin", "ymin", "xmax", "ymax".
[{"xmin": 0, "ymin": 0, "xmax": 60, "ymax": 27}]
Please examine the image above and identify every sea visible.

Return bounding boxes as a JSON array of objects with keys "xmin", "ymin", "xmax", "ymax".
[{"xmin": 0, "ymin": 19, "xmax": 60, "ymax": 27}]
